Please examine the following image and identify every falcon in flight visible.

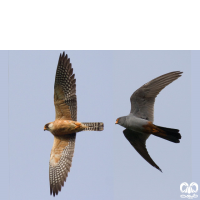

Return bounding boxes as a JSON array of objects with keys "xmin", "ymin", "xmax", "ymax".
[
  {"xmin": 44, "ymin": 52, "xmax": 104, "ymax": 196},
  {"xmin": 115, "ymin": 71, "xmax": 182, "ymax": 172}
]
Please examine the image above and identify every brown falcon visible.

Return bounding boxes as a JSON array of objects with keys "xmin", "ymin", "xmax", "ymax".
[{"xmin": 44, "ymin": 52, "xmax": 104, "ymax": 196}]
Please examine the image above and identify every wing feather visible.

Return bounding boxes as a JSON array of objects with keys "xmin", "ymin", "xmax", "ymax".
[
  {"xmin": 130, "ymin": 71, "xmax": 182, "ymax": 122},
  {"xmin": 123, "ymin": 129, "xmax": 162, "ymax": 172},
  {"xmin": 50, "ymin": 52, "xmax": 77, "ymax": 196},
  {"xmin": 49, "ymin": 134, "xmax": 76, "ymax": 196},
  {"xmin": 54, "ymin": 52, "xmax": 77, "ymax": 121}
]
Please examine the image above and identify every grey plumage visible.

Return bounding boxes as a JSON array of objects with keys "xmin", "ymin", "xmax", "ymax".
[
  {"xmin": 130, "ymin": 71, "xmax": 182, "ymax": 122},
  {"xmin": 116, "ymin": 71, "xmax": 182, "ymax": 172}
]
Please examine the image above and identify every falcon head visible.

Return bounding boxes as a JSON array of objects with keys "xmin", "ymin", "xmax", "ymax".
[
  {"xmin": 44, "ymin": 122, "xmax": 54, "ymax": 131},
  {"xmin": 115, "ymin": 117, "xmax": 126, "ymax": 126},
  {"xmin": 115, "ymin": 118, "xmax": 119, "ymax": 124}
]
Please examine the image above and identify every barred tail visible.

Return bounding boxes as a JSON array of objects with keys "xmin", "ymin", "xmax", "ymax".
[{"xmin": 82, "ymin": 122, "xmax": 104, "ymax": 131}]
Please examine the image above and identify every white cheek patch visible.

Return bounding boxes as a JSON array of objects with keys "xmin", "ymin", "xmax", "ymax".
[{"xmin": 48, "ymin": 123, "xmax": 53, "ymax": 129}]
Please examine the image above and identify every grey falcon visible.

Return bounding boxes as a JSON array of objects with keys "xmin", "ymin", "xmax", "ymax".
[{"xmin": 115, "ymin": 71, "xmax": 182, "ymax": 172}]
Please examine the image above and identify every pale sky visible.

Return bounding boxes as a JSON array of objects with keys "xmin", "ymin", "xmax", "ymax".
[{"xmin": 0, "ymin": 51, "xmax": 199, "ymax": 200}]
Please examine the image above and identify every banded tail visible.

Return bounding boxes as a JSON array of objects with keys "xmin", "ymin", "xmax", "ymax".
[
  {"xmin": 82, "ymin": 122, "xmax": 104, "ymax": 131},
  {"xmin": 153, "ymin": 125, "xmax": 181, "ymax": 143}
]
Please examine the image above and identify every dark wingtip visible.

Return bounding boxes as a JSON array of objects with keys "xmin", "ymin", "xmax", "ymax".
[
  {"xmin": 173, "ymin": 71, "xmax": 183, "ymax": 75},
  {"xmin": 155, "ymin": 165, "xmax": 162, "ymax": 172}
]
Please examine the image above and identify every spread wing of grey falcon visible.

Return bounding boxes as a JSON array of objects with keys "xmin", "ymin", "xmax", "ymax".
[{"xmin": 115, "ymin": 71, "xmax": 182, "ymax": 172}]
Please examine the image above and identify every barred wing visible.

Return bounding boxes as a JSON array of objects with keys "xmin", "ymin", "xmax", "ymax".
[
  {"xmin": 49, "ymin": 134, "xmax": 76, "ymax": 196},
  {"xmin": 50, "ymin": 52, "xmax": 77, "ymax": 196},
  {"xmin": 54, "ymin": 52, "xmax": 77, "ymax": 121}
]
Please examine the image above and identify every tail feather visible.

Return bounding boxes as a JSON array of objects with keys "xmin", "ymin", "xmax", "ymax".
[
  {"xmin": 153, "ymin": 125, "xmax": 181, "ymax": 143},
  {"xmin": 82, "ymin": 122, "xmax": 104, "ymax": 131}
]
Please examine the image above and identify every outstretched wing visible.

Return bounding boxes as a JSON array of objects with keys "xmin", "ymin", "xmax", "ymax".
[
  {"xmin": 54, "ymin": 52, "xmax": 77, "ymax": 121},
  {"xmin": 130, "ymin": 71, "xmax": 182, "ymax": 122},
  {"xmin": 49, "ymin": 135, "xmax": 76, "ymax": 196},
  {"xmin": 50, "ymin": 52, "xmax": 77, "ymax": 196},
  {"xmin": 123, "ymin": 129, "xmax": 162, "ymax": 172}
]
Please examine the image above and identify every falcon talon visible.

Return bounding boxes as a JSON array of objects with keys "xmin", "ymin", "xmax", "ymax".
[{"xmin": 116, "ymin": 71, "xmax": 182, "ymax": 172}]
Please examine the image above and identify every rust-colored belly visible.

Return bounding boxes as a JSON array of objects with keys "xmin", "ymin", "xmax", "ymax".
[
  {"xmin": 143, "ymin": 121, "xmax": 166, "ymax": 136},
  {"xmin": 52, "ymin": 119, "xmax": 87, "ymax": 136}
]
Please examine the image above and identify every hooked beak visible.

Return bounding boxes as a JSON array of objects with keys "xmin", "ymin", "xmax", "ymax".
[
  {"xmin": 115, "ymin": 118, "xmax": 119, "ymax": 124},
  {"xmin": 44, "ymin": 127, "xmax": 47, "ymax": 131}
]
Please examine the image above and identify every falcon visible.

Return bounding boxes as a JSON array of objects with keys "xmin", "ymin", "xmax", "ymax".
[
  {"xmin": 115, "ymin": 71, "xmax": 182, "ymax": 172},
  {"xmin": 44, "ymin": 52, "xmax": 104, "ymax": 196}
]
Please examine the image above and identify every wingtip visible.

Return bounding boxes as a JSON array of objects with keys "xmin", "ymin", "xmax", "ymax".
[
  {"xmin": 59, "ymin": 51, "xmax": 66, "ymax": 60},
  {"xmin": 154, "ymin": 165, "xmax": 162, "ymax": 172},
  {"xmin": 170, "ymin": 71, "xmax": 183, "ymax": 78},
  {"xmin": 155, "ymin": 165, "xmax": 162, "ymax": 172},
  {"xmin": 177, "ymin": 71, "xmax": 183, "ymax": 76}
]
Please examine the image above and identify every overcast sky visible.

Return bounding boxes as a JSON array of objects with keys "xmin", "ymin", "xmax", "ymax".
[{"xmin": 0, "ymin": 51, "xmax": 199, "ymax": 200}]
